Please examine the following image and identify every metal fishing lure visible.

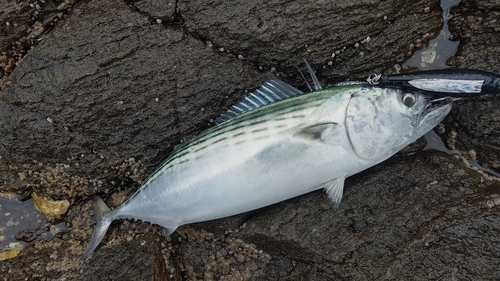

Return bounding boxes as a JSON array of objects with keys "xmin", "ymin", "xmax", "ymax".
[{"xmin": 367, "ymin": 69, "xmax": 500, "ymax": 96}]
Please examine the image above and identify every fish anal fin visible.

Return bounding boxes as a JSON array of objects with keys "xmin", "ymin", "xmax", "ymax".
[{"xmin": 324, "ymin": 177, "xmax": 345, "ymax": 206}]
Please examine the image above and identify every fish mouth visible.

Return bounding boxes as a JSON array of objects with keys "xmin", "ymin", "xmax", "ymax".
[{"xmin": 412, "ymin": 96, "xmax": 453, "ymax": 127}]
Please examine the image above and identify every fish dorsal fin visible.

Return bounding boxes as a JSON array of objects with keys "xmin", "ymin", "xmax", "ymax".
[
  {"xmin": 214, "ymin": 80, "xmax": 303, "ymax": 124},
  {"xmin": 304, "ymin": 58, "xmax": 322, "ymax": 91},
  {"xmin": 296, "ymin": 58, "xmax": 322, "ymax": 91}
]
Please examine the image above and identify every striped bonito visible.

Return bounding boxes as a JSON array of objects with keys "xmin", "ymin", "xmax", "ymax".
[{"xmin": 83, "ymin": 77, "xmax": 452, "ymax": 259}]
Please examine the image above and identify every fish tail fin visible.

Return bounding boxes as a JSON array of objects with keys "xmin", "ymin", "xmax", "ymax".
[{"xmin": 81, "ymin": 195, "xmax": 115, "ymax": 260}]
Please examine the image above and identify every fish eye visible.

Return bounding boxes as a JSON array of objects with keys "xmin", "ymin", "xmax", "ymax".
[{"xmin": 402, "ymin": 93, "xmax": 417, "ymax": 107}]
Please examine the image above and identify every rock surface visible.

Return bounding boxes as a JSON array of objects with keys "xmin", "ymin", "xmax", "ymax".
[{"xmin": 0, "ymin": 0, "xmax": 499, "ymax": 280}]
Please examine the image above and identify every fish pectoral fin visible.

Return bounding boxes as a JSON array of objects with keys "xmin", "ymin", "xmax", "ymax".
[
  {"xmin": 294, "ymin": 122, "xmax": 339, "ymax": 145},
  {"xmin": 323, "ymin": 177, "xmax": 345, "ymax": 206}
]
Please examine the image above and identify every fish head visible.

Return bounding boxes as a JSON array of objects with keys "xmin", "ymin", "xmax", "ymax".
[{"xmin": 345, "ymin": 86, "xmax": 452, "ymax": 160}]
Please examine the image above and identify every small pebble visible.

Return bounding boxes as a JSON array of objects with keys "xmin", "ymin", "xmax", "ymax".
[
  {"xmin": 383, "ymin": 15, "xmax": 388, "ymax": 20},
  {"xmin": 156, "ymin": 19, "xmax": 162, "ymax": 24},
  {"xmin": 467, "ymin": 149, "xmax": 477, "ymax": 160},
  {"xmin": 354, "ymin": 42, "xmax": 359, "ymax": 48},
  {"xmin": 448, "ymin": 130, "xmax": 457, "ymax": 139},
  {"xmin": 237, "ymin": 54, "xmax": 244, "ymax": 60}
]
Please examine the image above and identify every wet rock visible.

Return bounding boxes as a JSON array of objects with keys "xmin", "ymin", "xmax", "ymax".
[
  {"xmin": 128, "ymin": 0, "xmax": 177, "ymax": 21},
  {"xmin": 2, "ymin": 229, "xmax": 164, "ymax": 280},
  {"xmin": 443, "ymin": 98, "xmax": 500, "ymax": 172},
  {"xmin": 446, "ymin": 0, "xmax": 500, "ymax": 173},
  {"xmin": 0, "ymin": 0, "xmax": 71, "ymax": 74},
  {"xmin": 0, "ymin": 0, "xmax": 499, "ymax": 280},
  {"xmin": 80, "ymin": 233, "xmax": 166, "ymax": 281},
  {"xmin": 179, "ymin": 0, "xmax": 442, "ymax": 80},
  {"xmin": 448, "ymin": 0, "xmax": 500, "ymax": 72}
]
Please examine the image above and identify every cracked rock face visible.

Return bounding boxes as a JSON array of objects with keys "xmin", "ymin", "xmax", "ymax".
[{"xmin": 0, "ymin": 0, "xmax": 499, "ymax": 280}]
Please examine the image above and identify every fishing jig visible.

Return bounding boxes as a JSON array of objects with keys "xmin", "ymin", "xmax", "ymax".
[{"xmin": 367, "ymin": 69, "xmax": 500, "ymax": 96}]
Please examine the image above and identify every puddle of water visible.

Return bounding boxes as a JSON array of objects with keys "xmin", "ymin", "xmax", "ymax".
[
  {"xmin": 0, "ymin": 192, "xmax": 69, "ymax": 260},
  {"xmin": 0, "ymin": 193, "xmax": 43, "ymax": 251},
  {"xmin": 402, "ymin": 0, "xmax": 461, "ymax": 70}
]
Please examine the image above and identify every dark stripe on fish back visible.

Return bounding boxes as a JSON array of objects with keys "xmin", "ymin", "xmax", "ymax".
[
  {"xmin": 251, "ymin": 127, "xmax": 268, "ymax": 133},
  {"xmin": 145, "ymin": 86, "xmax": 355, "ymax": 183},
  {"xmin": 181, "ymin": 100, "xmax": 314, "ymax": 153}
]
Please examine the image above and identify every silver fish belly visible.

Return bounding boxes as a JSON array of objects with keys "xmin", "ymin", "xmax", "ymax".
[{"xmin": 82, "ymin": 80, "xmax": 452, "ymax": 258}]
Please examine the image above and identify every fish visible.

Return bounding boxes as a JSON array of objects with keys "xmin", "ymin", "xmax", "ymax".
[{"xmin": 82, "ymin": 71, "xmax": 452, "ymax": 259}]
